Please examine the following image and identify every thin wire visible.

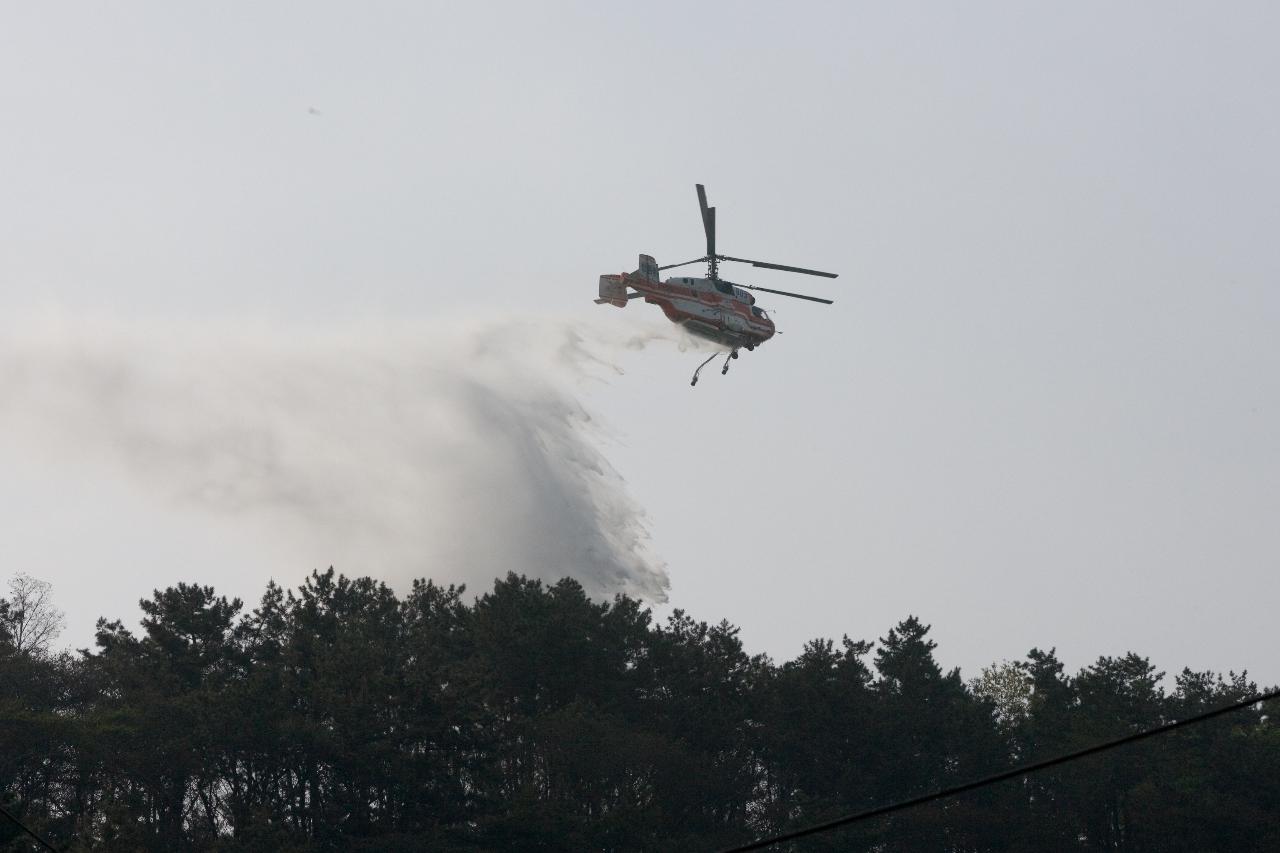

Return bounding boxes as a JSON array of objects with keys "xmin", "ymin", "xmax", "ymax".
[
  {"xmin": 722, "ymin": 686, "xmax": 1280, "ymax": 853},
  {"xmin": 0, "ymin": 800, "xmax": 61, "ymax": 852}
]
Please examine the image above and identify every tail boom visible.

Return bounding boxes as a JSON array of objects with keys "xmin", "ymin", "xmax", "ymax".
[{"xmin": 596, "ymin": 253, "xmax": 660, "ymax": 307}]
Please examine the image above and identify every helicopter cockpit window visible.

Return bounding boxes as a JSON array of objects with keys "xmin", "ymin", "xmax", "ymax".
[{"xmin": 751, "ymin": 306, "xmax": 763, "ymax": 318}]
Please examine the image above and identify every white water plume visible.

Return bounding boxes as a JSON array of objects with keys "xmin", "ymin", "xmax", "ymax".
[{"xmin": 0, "ymin": 313, "xmax": 685, "ymax": 601}]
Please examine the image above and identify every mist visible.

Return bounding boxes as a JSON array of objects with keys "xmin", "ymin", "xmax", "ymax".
[{"xmin": 0, "ymin": 313, "xmax": 680, "ymax": 602}]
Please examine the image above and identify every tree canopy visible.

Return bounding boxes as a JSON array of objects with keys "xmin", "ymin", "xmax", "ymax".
[{"xmin": 0, "ymin": 571, "xmax": 1275, "ymax": 851}]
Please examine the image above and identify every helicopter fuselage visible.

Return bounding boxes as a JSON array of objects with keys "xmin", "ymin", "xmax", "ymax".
[
  {"xmin": 597, "ymin": 257, "xmax": 775, "ymax": 350},
  {"xmin": 596, "ymin": 185, "xmax": 835, "ymax": 385}
]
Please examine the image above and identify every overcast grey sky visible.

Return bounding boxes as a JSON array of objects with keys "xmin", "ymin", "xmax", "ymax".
[{"xmin": 2, "ymin": 3, "xmax": 1277, "ymax": 683}]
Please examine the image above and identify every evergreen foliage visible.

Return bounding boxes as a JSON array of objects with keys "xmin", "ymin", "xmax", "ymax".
[{"xmin": 0, "ymin": 571, "xmax": 1275, "ymax": 851}]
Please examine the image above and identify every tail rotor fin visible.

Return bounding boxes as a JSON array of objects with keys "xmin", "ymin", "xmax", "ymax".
[
  {"xmin": 597, "ymin": 274, "xmax": 628, "ymax": 307},
  {"xmin": 597, "ymin": 254, "xmax": 658, "ymax": 307},
  {"xmin": 637, "ymin": 254, "xmax": 659, "ymax": 282}
]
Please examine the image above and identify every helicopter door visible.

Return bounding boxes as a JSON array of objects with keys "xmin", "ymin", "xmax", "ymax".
[{"xmin": 723, "ymin": 309, "xmax": 748, "ymax": 332}]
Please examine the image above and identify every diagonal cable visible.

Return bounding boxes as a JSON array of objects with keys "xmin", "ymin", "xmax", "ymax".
[
  {"xmin": 723, "ymin": 686, "xmax": 1280, "ymax": 852},
  {"xmin": 0, "ymin": 800, "xmax": 61, "ymax": 852}
]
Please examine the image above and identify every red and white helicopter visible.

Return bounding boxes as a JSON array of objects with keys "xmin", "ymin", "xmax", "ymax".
[{"xmin": 597, "ymin": 184, "xmax": 837, "ymax": 385}]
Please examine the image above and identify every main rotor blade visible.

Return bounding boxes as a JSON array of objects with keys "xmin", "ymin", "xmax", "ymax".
[
  {"xmin": 731, "ymin": 282, "xmax": 834, "ymax": 305},
  {"xmin": 696, "ymin": 184, "xmax": 715, "ymax": 258},
  {"xmin": 719, "ymin": 254, "xmax": 838, "ymax": 279},
  {"xmin": 658, "ymin": 256, "xmax": 709, "ymax": 271},
  {"xmin": 705, "ymin": 206, "xmax": 716, "ymax": 258}
]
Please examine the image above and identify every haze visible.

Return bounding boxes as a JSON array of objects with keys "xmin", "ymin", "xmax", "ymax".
[{"xmin": 1, "ymin": 3, "xmax": 1276, "ymax": 683}]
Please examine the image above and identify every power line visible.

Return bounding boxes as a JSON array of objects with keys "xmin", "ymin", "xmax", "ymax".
[
  {"xmin": 722, "ymin": 686, "xmax": 1280, "ymax": 853},
  {"xmin": 0, "ymin": 800, "xmax": 61, "ymax": 852}
]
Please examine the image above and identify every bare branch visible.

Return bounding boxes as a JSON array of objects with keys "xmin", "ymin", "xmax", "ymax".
[{"xmin": 5, "ymin": 572, "xmax": 65, "ymax": 656}]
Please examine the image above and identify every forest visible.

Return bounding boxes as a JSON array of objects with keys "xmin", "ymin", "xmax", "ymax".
[{"xmin": 1, "ymin": 569, "xmax": 1276, "ymax": 852}]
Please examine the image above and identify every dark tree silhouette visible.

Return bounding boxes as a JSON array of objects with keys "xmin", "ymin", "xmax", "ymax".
[{"xmin": 0, "ymin": 572, "xmax": 1275, "ymax": 851}]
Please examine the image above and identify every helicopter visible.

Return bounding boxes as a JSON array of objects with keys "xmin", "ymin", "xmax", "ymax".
[{"xmin": 596, "ymin": 184, "xmax": 837, "ymax": 385}]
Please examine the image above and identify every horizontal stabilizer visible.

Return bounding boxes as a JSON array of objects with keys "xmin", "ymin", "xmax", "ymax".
[{"xmin": 598, "ymin": 274, "xmax": 631, "ymax": 307}]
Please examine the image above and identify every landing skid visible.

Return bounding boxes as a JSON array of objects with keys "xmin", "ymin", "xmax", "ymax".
[{"xmin": 690, "ymin": 349, "xmax": 740, "ymax": 386}]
